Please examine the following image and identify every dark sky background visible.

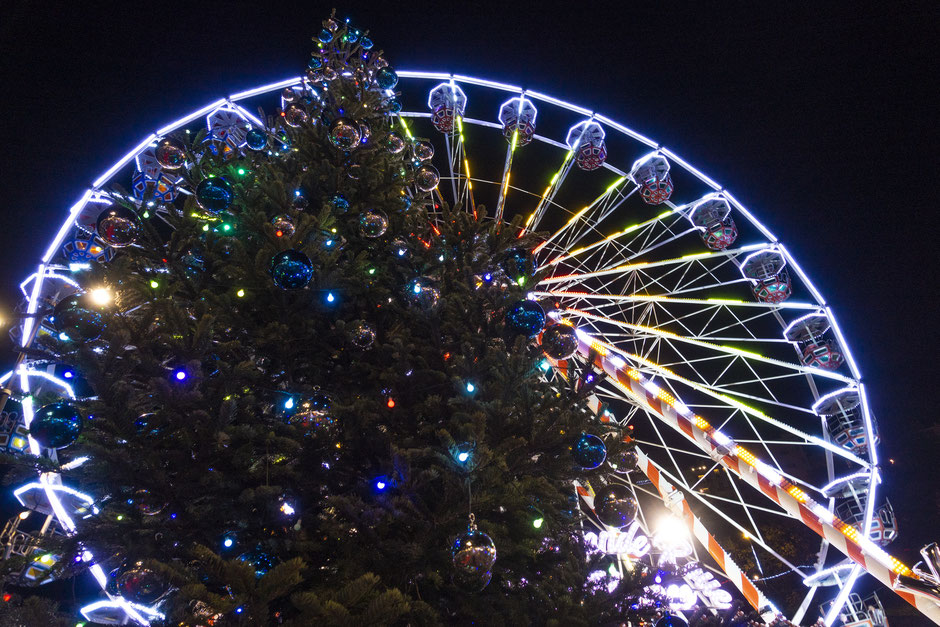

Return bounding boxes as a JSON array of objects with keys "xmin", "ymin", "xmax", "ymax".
[{"xmin": 0, "ymin": 1, "xmax": 937, "ymax": 624}]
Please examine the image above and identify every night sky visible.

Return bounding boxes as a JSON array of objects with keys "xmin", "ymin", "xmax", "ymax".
[{"xmin": 1, "ymin": 1, "xmax": 937, "ymax": 623}]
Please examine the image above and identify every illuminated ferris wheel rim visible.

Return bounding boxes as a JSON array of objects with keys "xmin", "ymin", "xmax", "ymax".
[{"xmin": 16, "ymin": 69, "xmax": 934, "ymax": 625}]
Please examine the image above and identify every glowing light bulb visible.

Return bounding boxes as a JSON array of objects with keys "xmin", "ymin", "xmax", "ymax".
[
  {"xmin": 150, "ymin": 280, "xmax": 159, "ymax": 289},
  {"xmin": 223, "ymin": 538, "xmax": 234, "ymax": 548},
  {"xmin": 284, "ymin": 398, "xmax": 294, "ymax": 410},
  {"xmin": 327, "ymin": 292, "xmax": 335, "ymax": 303},
  {"xmin": 174, "ymin": 369, "xmax": 187, "ymax": 381},
  {"xmin": 457, "ymin": 451, "xmax": 470, "ymax": 463},
  {"xmin": 88, "ymin": 287, "xmax": 112, "ymax": 306},
  {"xmin": 237, "ymin": 289, "xmax": 245, "ymax": 298},
  {"xmin": 533, "ymin": 517, "xmax": 544, "ymax": 529},
  {"xmin": 466, "ymin": 382, "xmax": 475, "ymax": 393}
]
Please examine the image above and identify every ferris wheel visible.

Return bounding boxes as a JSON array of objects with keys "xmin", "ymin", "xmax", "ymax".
[{"xmin": 3, "ymin": 69, "xmax": 939, "ymax": 626}]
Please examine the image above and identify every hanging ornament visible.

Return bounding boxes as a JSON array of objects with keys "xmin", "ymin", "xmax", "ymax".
[
  {"xmin": 238, "ymin": 547, "xmax": 276, "ymax": 577},
  {"xmin": 389, "ymin": 100, "xmax": 403, "ymax": 114},
  {"xmin": 95, "ymin": 206, "xmax": 140, "ymax": 248},
  {"xmin": 573, "ymin": 433, "xmax": 607, "ymax": 469},
  {"xmin": 655, "ymin": 614, "xmax": 689, "ymax": 627},
  {"xmin": 413, "ymin": 141, "xmax": 434, "ymax": 162},
  {"xmin": 317, "ymin": 29, "xmax": 333, "ymax": 44},
  {"xmin": 270, "ymin": 250, "xmax": 314, "ymax": 289},
  {"xmin": 288, "ymin": 392, "xmax": 336, "ymax": 433},
  {"xmin": 500, "ymin": 247, "xmax": 534, "ymax": 283},
  {"xmin": 154, "ymin": 137, "xmax": 187, "ymax": 170},
  {"xmin": 245, "ymin": 129, "xmax": 267, "ymax": 151},
  {"xmin": 610, "ymin": 448, "xmax": 638, "ymax": 474},
  {"xmin": 271, "ymin": 215, "xmax": 295, "ymax": 238},
  {"xmin": 358, "ymin": 120, "xmax": 371, "ymax": 144},
  {"xmin": 281, "ymin": 88, "xmax": 297, "ymax": 102},
  {"xmin": 594, "ymin": 484, "xmax": 638, "ymax": 529},
  {"xmin": 505, "ymin": 300, "xmax": 546, "ymax": 337},
  {"xmin": 329, "ymin": 193, "xmax": 350, "ymax": 214},
  {"xmin": 283, "ymin": 102, "xmax": 308, "ymax": 128},
  {"xmin": 414, "ymin": 164, "xmax": 440, "ymax": 192},
  {"xmin": 374, "ymin": 67, "xmax": 399, "ymax": 90},
  {"xmin": 359, "ymin": 209, "xmax": 389, "ymax": 238},
  {"xmin": 181, "ymin": 249, "xmax": 205, "ymax": 279},
  {"xmin": 29, "ymin": 402, "xmax": 82, "ymax": 449},
  {"xmin": 292, "ymin": 193, "xmax": 309, "ymax": 210},
  {"xmin": 541, "ymin": 323, "xmax": 579, "ymax": 360},
  {"xmin": 406, "ymin": 276, "xmax": 441, "ymax": 308},
  {"xmin": 328, "ymin": 117, "xmax": 361, "ymax": 151},
  {"xmin": 349, "ymin": 321, "xmax": 376, "ymax": 349},
  {"xmin": 452, "ymin": 515, "xmax": 496, "ymax": 592},
  {"xmin": 384, "ymin": 132, "xmax": 406, "ymax": 154},
  {"xmin": 133, "ymin": 489, "xmax": 167, "ymax": 516},
  {"xmin": 360, "ymin": 36, "xmax": 373, "ymax": 50},
  {"xmin": 117, "ymin": 563, "xmax": 167, "ymax": 604},
  {"xmin": 347, "ymin": 164, "xmax": 362, "ymax": 179},
  {"xmin": 308, "ymin": 54, "xmax": 324, "ymax": 70},
  {"xmin": 52, "ymin": 293, "xmax": 104, "ymax": 340},
  {"xmin": 325, "ymin": 18, "xmax": 339, "ymax": 32},
  {"xmin": 195, "ymin": 177, "xmax": 234, "ymax": 214}
]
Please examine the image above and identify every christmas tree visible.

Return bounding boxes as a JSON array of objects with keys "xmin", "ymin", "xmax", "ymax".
[{"xmin": 0, "ymin": 14, "xmax": 650, "ymax": 626}]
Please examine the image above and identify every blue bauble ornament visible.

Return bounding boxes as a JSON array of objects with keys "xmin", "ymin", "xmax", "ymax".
[
  {"xmin": 318, "ymin": 29, "xmax": 333, "ymax": 43},
  {"xmin": 388, "ymin": 100, "xmax": 402, "ymax": 114},
  {"xmin": 501, "ymin": 247, "xmax": 534, "ymax": 283},
  {"xmin": 330, "ymin": 193, "xmax": 350, "ymax": 213},
  {"xmin": 270, "ymin": 250, "xmax": 314, "ymax": 289},
  {"xmin": 505, "ymin": 300, "xmax": 545, "ymax": 337},
  {"xmin": 195, "ymin": 177, "xmax": 233, "ymax": 213},
  {"xmin": 360, "ymin": 36, "xmax": 373, "ymax": 50},
  {"xmin": 573, "ymin": 433, "xmax": 606, "ymax": 469},
  {"xmin": 655, "ymin": 614, "xmax": 689, "ymax": 627},
  {"xmin": 308, "ymin": 54, "xmax": 324, "ymax": 70},
  {"xmin": 245, "ymin": 129, "xmax": 267, "ymax": 151},
  {"xmin": 238, "ymin": 547, "xmax": 276, "ymax": 577},
  {"xmin": 594, "ymin": 484, "xmax": 638, "ymax": 529},
  {"xmin": 53, "ymin": 293, "xmax": 104, "ymax": 341},
  {"xmin": 29, "ymin": 402, "xmax": 82, "ymax": 449},
  {"xmin": 375, "ymin": 67, "xmax": 399, "ymax": 90}
]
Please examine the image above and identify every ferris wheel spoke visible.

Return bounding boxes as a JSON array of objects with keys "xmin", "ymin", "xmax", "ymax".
[
  {"xmin": 523, "ymin": 151, "xmax": 575, "ymax": 234},
  {"xmin": 552, "ymin": 181, "xmax": 642, "ymax": 254},
  {"xmin": 540, "ymin": 209, "xmax": 682, "ymax": 269},
  {"xmin": 567, "ymin": 308, "xmax": 855, "ymax": 386},
  {"xmin": 695, "ymin": 484, "xmax": 793, "ymax": 521},
  {"xmin": 585, "ymin": 342, "xmax": 869, "ymax": 468},
  {"xmin": 540, "ymin": 244, "xmax": 768, "ymax": 290},
  {"xmin": 442, "ymin": 132, "xmax": 461, "ymax": 209}
]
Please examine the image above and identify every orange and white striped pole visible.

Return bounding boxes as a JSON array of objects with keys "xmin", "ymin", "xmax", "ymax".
[{"xmin": 562, "ymin": 332, "xmax": 940, "ymax": 625}]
